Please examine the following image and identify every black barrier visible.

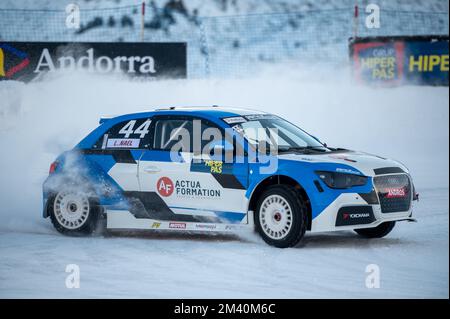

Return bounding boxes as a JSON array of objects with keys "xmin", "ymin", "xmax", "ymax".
[
  {"xmin": 349, "ymin": 35, "xmax": 449, "ymax": 86},
  {"xmin": 0, "ymin": 42, "xmax": 187, "ymax": 82}
]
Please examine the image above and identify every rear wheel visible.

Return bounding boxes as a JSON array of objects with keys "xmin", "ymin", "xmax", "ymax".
[
  {"xmin": 49, "ymin": 188, "xmax": 100, "ymax": 235},
  {"xmin": 354, "ymin": 221, "xmax": 396, "ymax": 238},
  {"xmin": 255, "ymin": 185, "xmax": 307, "ymax": 248}
]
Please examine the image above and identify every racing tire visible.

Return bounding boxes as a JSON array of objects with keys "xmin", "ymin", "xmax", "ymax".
[
  {"xmin": 354, "ymin": 221, "xmax": 396, "ymax": 238},
  {"xmin": 48, "ymin": 188, "xmax": 101, "ymax": 236},
  {"xmin": 255, "ymin": 185, "xmax": 308, "ymax": 248}
]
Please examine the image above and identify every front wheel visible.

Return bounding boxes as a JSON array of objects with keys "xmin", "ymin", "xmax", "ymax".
[
  {"xmin": 354, "ymin": 221, "xmax": 396, "ymax": 238},
  {"xmin": 255, "ymin": 185, "xmax": 308, "ymax": 248},
  {"xmin": 48, "ymin": 189, "xmax": 100, "ymax": 235}
]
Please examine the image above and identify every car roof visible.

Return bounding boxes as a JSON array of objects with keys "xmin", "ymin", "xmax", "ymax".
[
  {"xmin": 103, "ymin": 106, "xmax": 268, "ymax": 123},
  {"xmin": 154, "ymin": 106, "xmax": 266, "ymax": 116}
]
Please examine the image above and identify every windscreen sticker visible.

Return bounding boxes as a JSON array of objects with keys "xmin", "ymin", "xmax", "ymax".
[
  {"xmin": 244, "ymin": 114, "xmax": 278, "ymax": 121},
  {"xmin": 222, "ymin": 116, "xmax": 247, "ymax": 124}
]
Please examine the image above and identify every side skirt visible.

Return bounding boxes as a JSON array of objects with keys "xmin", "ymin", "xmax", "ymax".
[{"xmin": 106, "ymin": 210, "xmax": 254, "ymax": 233}]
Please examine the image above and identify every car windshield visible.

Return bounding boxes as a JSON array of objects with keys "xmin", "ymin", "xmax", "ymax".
[{"xmin": 224, "ymin": 115, "xmax": 329, "ymax": 153}]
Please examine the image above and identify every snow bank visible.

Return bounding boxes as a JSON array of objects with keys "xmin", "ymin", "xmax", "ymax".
[{"xmin": 0, "ymin": 66, "xmax": 448, "ymax": 233}]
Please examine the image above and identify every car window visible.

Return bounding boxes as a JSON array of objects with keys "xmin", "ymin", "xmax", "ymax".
[
  {"xmin": 200, "ymin": 120, "xmax": 224, "ymax": 152},
  {"xmin": 93, "ymin": 118, "xmax": 152, "ymax": 150},
  {"xmin": 152, "ymin": 117, "xmax": 225, "ymax": 154},
  {"xmin": 153, "ymin": 118, "xmax": 193, "ymax": 152},
  {"xmin": 224, "ymin": 115, "xmax": 326, "ymax": 152}
]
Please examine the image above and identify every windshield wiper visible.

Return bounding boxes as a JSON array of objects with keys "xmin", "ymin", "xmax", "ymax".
[{"xmin": 278, "ymin": 146, "xmax": 328, "ymax": 154}]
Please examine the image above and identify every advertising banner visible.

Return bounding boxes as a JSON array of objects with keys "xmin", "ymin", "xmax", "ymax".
[
  {"xmin": 0, "ymin": 42, "xmax": 187, "ymax": 82},
  {"xmin": 350, "ymin": 36, "xmax": 449, "ymax": 86}
]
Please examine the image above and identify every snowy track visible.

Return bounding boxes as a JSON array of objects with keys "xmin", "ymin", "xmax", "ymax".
[
  {"xmin": 0, "ymin": 188, "xmax": 447, "ymax": 298},
  {"xmin": 0, "ymin": 71, "xmax": 448, "ymax": 298}
]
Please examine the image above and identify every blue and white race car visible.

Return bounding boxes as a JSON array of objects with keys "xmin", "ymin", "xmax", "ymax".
[{"xmin": 43, "ymin": 106, "xmax": 418, "ymax": 247}]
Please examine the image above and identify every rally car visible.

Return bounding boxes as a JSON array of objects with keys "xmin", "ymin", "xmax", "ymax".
[{"xmin": 42, "ymin": 106, "xmax": 418, "ymax": 248}]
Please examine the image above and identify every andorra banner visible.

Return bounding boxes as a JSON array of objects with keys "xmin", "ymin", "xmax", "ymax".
[
  {"xmin": 0, "ymin": 42, "xmax": 187, "ymax": 82},
  {"xmin": 350, "ymin": 36, "xmax": 449, "ymax": 86}
]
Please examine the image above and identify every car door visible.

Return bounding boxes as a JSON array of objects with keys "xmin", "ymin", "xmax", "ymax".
[
  {"xmin": 137, "ymin": 115, "xmax": 249, "ymax": 224},
  {"xmin": 87, "ymin": 117, "xmax": 152, "ymax": 194}
]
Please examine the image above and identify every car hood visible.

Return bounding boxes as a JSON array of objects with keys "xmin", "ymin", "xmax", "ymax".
[{"xmin": 278, "ymin": 150, "xmax": 409, "ymax": 177}]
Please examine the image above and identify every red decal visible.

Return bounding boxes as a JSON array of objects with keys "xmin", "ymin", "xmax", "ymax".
[
  {"xmin": 157, "ymin": 177, "xmax": 174, "ymax": 197},
  {"xmin": 386, "ymin": 187, "xmax": 406, "ymax": 198},
  {"xmin": 169, "ymin": 222, "xmax": 186, "ymax": 229}
]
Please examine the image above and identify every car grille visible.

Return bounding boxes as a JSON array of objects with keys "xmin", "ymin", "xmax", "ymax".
[{"xmin": 373, "ymin": 174, "xmax": 412, "ymax": 213}]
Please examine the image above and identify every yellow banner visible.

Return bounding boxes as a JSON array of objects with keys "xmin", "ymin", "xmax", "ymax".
[{"xmin": 0, "ymin": 48, "xmax": 5, "ymax": 77}]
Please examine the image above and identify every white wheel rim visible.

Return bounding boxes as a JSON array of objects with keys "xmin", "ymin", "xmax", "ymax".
[
  {"xmin": 259, "ymin": 194, "xmax": 293, "ymax": 240},
  {"xmin": 54, "ymin": 190, "xmax": 90, "ymax": 230}
]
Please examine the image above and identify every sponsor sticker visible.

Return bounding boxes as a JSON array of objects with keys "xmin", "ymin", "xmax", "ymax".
[
  {"xmin": 156, "ymin": 177, "xmax": 221, "ymax": 199},
  {"xmin": 244, "ymin": 114, "xmax": 278, "ymax": 121},
  {"xmin": 223, "ymin": 116, "xmax": 247, "ymax": 124},
  {"xmin": 169, "ymin": 222, "xmax": 186, "ymax": 229},
  {"xmin": 157, "ymin": 177, "xmax": 174, "ymax": 197},
  {"xmin": 343, "ymin": 213, "xmax": 371, "ymax": 220},
  {"xmin": 336, "ymin": 167, "xmax": 361, "ymax": 175},
  {"xmin": 106, "ymin": 138, "xmax": 140, "ymax": 148},
  {"xmin": 336, "ymin": 206, "xmax": 375, "ymax": 226},
  {"xmin": 386, "ymin": 187, "xmax": 406, "ymax": 198},
  {"xmin": 151, "ymin": 222, "xmax": 161, "ymax": 229},
  {"xmin": 175, "ymin": 180, "xmax": 221, "ymax": 198},
  {"xmin": 204, "ymin": 160, "xmax": 223, "ymax": 174},
  {"xmin": 195, "ymin": 224, "xmax": 217, "ymax": 230}
]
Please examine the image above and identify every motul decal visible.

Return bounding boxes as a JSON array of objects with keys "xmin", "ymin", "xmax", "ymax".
[{"xmin": 169, "ymin": 222, "xmax": 186, "ymax": 229}]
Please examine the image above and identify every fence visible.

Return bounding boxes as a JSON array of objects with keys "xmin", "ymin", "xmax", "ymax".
[{"xmin": 0, "ymin": 3, "xmax": 448, "ymax": 78}]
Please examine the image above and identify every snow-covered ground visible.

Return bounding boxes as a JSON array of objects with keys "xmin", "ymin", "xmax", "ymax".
[
  {"xmin": 0, "ymin": 187, "xmax": 447, "ymax": 298},
  {"xmin": 0, "ymin": 68, "xmax": 448, "ymax": 298}
]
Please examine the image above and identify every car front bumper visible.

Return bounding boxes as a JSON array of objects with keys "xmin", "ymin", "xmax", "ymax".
[{"xmin": 311, "ymin": 173, "xmax": 416, "ymax": 232}]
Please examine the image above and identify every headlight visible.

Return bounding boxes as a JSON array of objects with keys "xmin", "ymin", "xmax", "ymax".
[{"xmin": 315, "ymin": 171, "xmax": 368, "ymax": 189}]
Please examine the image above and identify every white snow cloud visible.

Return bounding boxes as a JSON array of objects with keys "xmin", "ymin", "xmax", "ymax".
[{"xmin": 0, "ymin": 66, "xmax": 448, "ymax": 233}]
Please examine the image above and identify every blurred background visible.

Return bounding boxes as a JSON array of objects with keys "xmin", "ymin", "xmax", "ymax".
[{"xmin": 0, "ymin": 0, "xmax": 448, "ymax": 78}]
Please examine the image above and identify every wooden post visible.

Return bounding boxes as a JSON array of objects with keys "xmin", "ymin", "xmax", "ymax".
[
  {"xmin": 353, "ymin": 4, "xmax": 359, "ymax": 39},
  {"xmin": 141, "ymin": 1, "xmax": 145, "ymax": 41}
]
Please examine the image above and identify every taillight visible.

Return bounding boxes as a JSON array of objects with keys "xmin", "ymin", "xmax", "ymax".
[{"xmin": 49, "ymin": 161, "xmax": 58, "ymax": 174}]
